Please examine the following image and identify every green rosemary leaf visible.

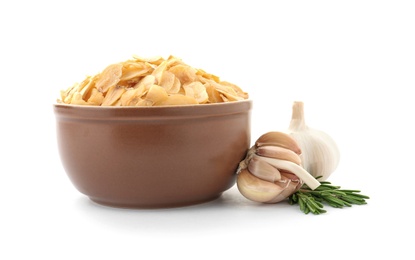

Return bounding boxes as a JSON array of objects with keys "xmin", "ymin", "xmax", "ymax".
[
  {"xmin": 307, "ymin": 197, "xmax": 322, "ymax": 209},
  {"xmin": 340, "ymin": 196, "xmax": 367, "ymax": 205},
  {"xmin": 323, "ymin": 194, "xmax": 352, "ymax": 207},
  {"xmin": 306, "ymin": 202, "xmax": 317, "ymax": 214},
  {"xmin": 343, "ymin": 193, "xmax": 368, "ymax": 201},
  {"xmin": 341, "ymin": 191, "xmax": 370, "ymax": 199},
  {"xmin": 304, "ymin": 206, "xmax": 310, "ymax": 214},
  {"xmin": 338, "ymin": 189, "xmax": 361, "ymax": 193},
  {"xmin": 294, "ymin": 192, "xmax": 325, "ymax": 215},
  {"xmin": 298, "ymin": 195, "xmax": 306, "ymax": 212},
  {"xmin": 291, "ymin": 193, "xmax": 298, "ymax": 203},
  {"xmin": 322, "ymin": 199, "xmax": 342, "ymax": 208},
  {"xmin": 313, "ymin": 200, "xmax": 324, "ymax": 208},
  {"xmin": 318, "ymin": 207, "xmax": 327, "ymax": 214},
  {"xmin": 317, "ymin": 184, "xmax": 341, "ymax": 190},
  {"xmin": 322, "ymin": 190, "xmax": 347, "ymax": 197},
  {"xmin": 318, "ymin": 181, "xmax": 332, "ymax": 185}
]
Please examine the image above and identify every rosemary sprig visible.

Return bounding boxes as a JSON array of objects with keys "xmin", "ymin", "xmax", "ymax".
[{"xmin": 288, "ymin": 179, "xmax": 370, "ymax": 215}]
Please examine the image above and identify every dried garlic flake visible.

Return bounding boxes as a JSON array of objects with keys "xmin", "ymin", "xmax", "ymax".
[{"xmin": 58, "ymin": 55, "xmax": 249, "ymax": 106}]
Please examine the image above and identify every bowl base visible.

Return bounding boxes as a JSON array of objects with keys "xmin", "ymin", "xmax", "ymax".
[{"xmin": 88, "ymin": 193, "xmax": 223, "ymax": 209}]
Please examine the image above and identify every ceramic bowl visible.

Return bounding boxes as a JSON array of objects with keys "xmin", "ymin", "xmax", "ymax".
[{"xmin": 54, "ymin": 100, "xmax": 252, "ymax": 208}]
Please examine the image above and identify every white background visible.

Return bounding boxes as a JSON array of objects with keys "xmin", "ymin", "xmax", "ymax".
[{"xmin": 1, "ymin": 1, "xmax": 414, "ymax": 259}]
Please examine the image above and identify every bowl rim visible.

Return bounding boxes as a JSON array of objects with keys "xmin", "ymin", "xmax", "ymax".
[
  {"xmin": 53, "ymin": 99, "xmax": 253, "ymax": 120},
  {"xmin": 53, "ymin": 99, "xmax": 252, "ymax": 109}
]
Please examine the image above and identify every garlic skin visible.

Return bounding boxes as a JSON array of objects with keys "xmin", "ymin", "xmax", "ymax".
[{"xmin": 288, "ymin": 101, "xmax": 340, "ymax": 181}]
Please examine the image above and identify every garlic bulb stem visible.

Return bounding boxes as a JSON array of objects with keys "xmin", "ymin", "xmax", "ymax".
[
  {"xmin": 289, "ymin": 101, "xmax": 307, "ymax": 130},
  {"xmin": 254, "ymin": 155, "xmax": 320, "ymax": 190}
]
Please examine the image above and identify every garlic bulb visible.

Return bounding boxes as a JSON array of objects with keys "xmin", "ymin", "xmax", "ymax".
[
  {"xmin": 288, "ymin": 101, "xmax": 340, "ymax": 181},
  {"xmin": 236, "ymin": 131, "xmax": 320, "ymax": 203}
]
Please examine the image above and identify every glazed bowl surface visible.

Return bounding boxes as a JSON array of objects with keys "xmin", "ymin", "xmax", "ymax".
[{"xmin": 54, "ymin": 100, "xmax": 252, "ymax": 208}]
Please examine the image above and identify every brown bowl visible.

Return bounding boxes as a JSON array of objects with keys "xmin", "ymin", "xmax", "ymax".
[{"xmin": 53, "ymin": 100, "xmax": 252, "ymax": 208}]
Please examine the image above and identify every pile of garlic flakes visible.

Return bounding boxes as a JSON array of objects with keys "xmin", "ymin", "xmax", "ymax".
[{"xmin": 58, "ymin": 55, "xmax": 248, "ymax": 106}]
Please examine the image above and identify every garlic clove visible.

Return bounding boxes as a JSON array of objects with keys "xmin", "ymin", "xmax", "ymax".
[
  {"xmin": 266, "ymin": 178, "xmax": 301, "ymax": 203},
  {"xmin": 256, "ymin": 145, "xmax": 302, "ymax": 165},
  {"xmin": 288, "ymin": 101, "xmax": 340, "ymax": 181},
  {"xmin": 255, "ymin": 131, "xmax": 302, "ymax": 155},
  {"xmin": 248, "ymin": 156, "xmax": 282, "ymax": 182},
  {"xmin": 237, "ymin": 168, "xmax": 285, "ymax": 202},
  {"xmin": 256, "ymin": 155, "xmax": 321, "ymax": 190}
]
